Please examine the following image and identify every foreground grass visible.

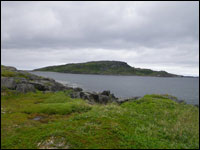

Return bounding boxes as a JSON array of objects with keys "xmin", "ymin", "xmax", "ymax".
[{"xmin": 1, "ymin": 90, "xmax": 199, "ymax": 149}]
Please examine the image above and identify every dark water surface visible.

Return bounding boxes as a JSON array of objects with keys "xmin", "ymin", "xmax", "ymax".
[{"xmin": 31, "ymin": 71, "xmax": 199, "ymax": 105}]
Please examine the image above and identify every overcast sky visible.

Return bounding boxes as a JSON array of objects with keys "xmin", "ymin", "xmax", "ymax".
[{"xmin": 1, "ymin": 1, "xmax": 199, "ymax": 76}]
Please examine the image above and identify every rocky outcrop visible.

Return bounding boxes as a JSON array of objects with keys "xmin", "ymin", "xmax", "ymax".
[
  {"xmin": 1, "ymin": 76, "xmax": 68, "ymax": 93},
  {"xmin": 16, "ymin": 84, "xmax": 36, "ymax": 93},
  {"xmin": 1, "ymin": 66, "xmax": 69, "ymax": 93},
  {"xmin": 69, "ymin": 90, "xmax": 118, "ymax": 104},
  {"xmin": 69, "ymin": 88, "xmax": 144, "ymax": 104},
  {"xmin": 69, "ymin": 89, "xmax": 143, "ymax": 104},
  {"xmin": 1, "ymin": 65, "xmax": 142, "ymax": 104},
  {"xmin": 116, "ymin": 96, "xmax": 141, "ymax": 104},
  {"xmin": 1, "ymin": 77, "xmax": 17, "ymax": 90}
]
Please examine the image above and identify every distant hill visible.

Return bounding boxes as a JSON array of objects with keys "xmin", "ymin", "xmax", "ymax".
[{"xmin": 34, "ymin": 61, "xmax": 182, "ymax": 77}]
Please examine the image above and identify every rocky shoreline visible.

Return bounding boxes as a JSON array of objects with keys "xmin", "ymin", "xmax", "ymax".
[
  {"xmin": 1, "ymin": 75, "xmax": 140, "ymax": 104},
  {"xmin": 1, "ymin": 66, "xmax": 135, "ymax": 104},
  {"xmin": 1, "ymin": 65, "xmax": 198, "ymax": 106}
]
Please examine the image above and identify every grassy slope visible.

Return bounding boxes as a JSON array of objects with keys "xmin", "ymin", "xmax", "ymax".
[
  {"xmin": 1, "ymin": 90, "xmax": 199, "ymax": 149},
  {"xmin": 34, "ymin": 61, "xmax": 178, "ymax": 77},
  {"xmin": 1, "ymin": 65, "xmax": 42, "ymax": 80},
  {"xmin": 1, "ymin": 65, "xmax": 29, "ymax": 79}
]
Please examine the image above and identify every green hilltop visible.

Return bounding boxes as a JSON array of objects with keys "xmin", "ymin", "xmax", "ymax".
[{"xmin": 34, "ymin": 61, "xmax": 181, "ymax": 77}]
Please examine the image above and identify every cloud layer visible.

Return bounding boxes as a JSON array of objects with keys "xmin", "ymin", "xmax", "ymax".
[{"xmin": 1, "ymin": 1, "xmax": 199, "ymax": 76}]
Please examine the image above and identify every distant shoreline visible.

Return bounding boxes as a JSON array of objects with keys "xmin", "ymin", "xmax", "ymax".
[
  {"xmin": 30, "ymin": 70, "xmax": 198, "ymax": 78},
  {"xmin": 33, "ymin": 61, "xmax": 184, "ymax": 77}
]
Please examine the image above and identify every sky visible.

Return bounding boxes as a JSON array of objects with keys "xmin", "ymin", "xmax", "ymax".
[{"xmin": 1, "ymin": 1, "xmax": 199, "ymax": 76}]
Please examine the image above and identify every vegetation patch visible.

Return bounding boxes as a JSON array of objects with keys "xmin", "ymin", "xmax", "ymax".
[
  {"xmin": 34, "ymin": 61, "xmax": 179, "ymax": 77},
  {"xmin": 1, "ymin": 90, "xmax": 199, "ymax": 149}
]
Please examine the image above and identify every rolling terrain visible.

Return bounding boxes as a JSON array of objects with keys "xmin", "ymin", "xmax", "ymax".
[{"xmin": 34, "ymin": 61, "xmax": 181, "ymax": 77}]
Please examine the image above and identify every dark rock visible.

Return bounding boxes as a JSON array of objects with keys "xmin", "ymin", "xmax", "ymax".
[
  {"xmin": 48, "ymin": 82, "xmax": 66, "ymax": 91},
  {"xmin": 175, "ymin": 99, "xmax": 186, "ymax": 104},
  {"xmin": 110, "ymin": 93, "xmax": 118, "ymax": 100},
  {"xmin": 89, "ymin": 92, "xmax": 99, "ymax": 101},
  {"xmin": 70, "ymin": 91, "xmax": 84, "ymax": 99},
  {"xmin": 117, "ymin": 96, "xmax": 141, "ymax": 104},
  {"xmin": 2, "ymin": 66, "xmax": 69, "ymax": 92},
  {"xmin": 29, "ymin": 81, "xmax": 47, "ymax": 91},
  {"xmin": 70, "ymin": 92, "xmax": 78, "ymax": 98},
  {"xmin": 98, "ymin": 95, "xmax": 110, "ymax": 104},
  {"xmin": 82, "ymin": 92, "xmax": 91, "ymax": 100},
  {"xmin": 16, "ymin": 83, "xmax": 36, "ymax": 93},
  {"xmin": 73, "ymin": 87, "xmax": 83, "ymax": 92},
  {"xmin": 69, "ymin": 89, "xmax": 118, "ymax": 104},
  {"xmin": 79, "ymin": 91, "xmax": 85, "ymax": 98},
  {"xmin": 101, "ymin": 90, "xmax": 110, "ymax": 96}
]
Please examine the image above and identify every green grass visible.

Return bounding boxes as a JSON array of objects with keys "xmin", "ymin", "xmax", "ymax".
[{"xmin": 1, "ymin": 90, "xmax": 199, "ymax": 149}]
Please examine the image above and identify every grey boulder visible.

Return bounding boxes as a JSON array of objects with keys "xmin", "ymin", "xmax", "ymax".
[
  {"xmin": 1, "ymin": 77, "xmax": 17, "ymax": 90},
  {"xmin": 16, "ymin": 83, "xmax": 36, "ymax": 93}
]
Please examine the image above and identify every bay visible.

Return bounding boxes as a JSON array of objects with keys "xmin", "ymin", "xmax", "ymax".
[{"xmin": 31, "ymin": 71, "xmax": 199, "ymax": 105}]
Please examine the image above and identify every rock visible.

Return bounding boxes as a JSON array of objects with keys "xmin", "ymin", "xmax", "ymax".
[
  {"xmin": 82, "ymin": 92, "xmax": 91, "ymax": 100},
  {"xmin": 16, "ymin": 83, "xmax": 36, "ymax": 93},
  {"xmin": 2, "ymin": 66, "xmax": 69, "ymax": 92},
  {"xmin": 70, "ymin": 91, "xmax": 81, "ymax": 99},
  {"xmin": 28, "ymin": 79, "xmax": 67, "ymax": 92},
  {"xmin": 101, "ymin": 90, "xmax": 110, "ymax": 96},
  {"xmin": 37, "ymin": 136, "xmax": 69, "ymax": 149},
  {"xmin": 79, "ymin": 91, "xmax": 85, "ymax": 98},
  {"xmin": 33, "ymin": 116, "xmax": 43, "ymax": 121},
  {"xmin": 110, "ymin": 93, "xmax": 118, "ymax": 100},
  {"xmin": 73, "ymin": 87, "xmax": 83, "ymax": 92},
  {"xmin": 29, "ymin": 81, "xmax": 47, "ymax": 91},
  {"xmin": 117, "ymin": 96, "xmax": 141, "ymax": 104},
  {"xmin": 1, "ymin": 77, "xmax": 17, "ymax": 90},
  {"xmin": 48, "ymin": 82, "xmax": 67, "ymax": 91},
  {"xmin": 98, "ymin": 95, "xmax": 110, "ymax": 104},
  {"xmin": 89, "ymin": 92, "xmax": 99, "ymax": 101},
  {"xmin": 69, "ymin": 90, "xmax": 118, "ymax": 104},
  {"xmin": 175, "ymin": 99, "xmax": 186, "ymax": 104}
]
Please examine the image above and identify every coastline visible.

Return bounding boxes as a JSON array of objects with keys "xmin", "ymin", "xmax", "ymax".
[
  {"xmin": 30, "ymin": 71, "xmax": 199, "ymax": 106},
  {"xmin": 1, "ymin": 65, "xmax": 199, "ymax": 149}
]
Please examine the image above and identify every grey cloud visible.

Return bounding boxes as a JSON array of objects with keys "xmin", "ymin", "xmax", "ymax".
[
  {"xmin": 1, "ymin": 1, "xmax": 199, "ymax": 50},
  {"xmin": 1, "ymin": 1, "xmax": 199, "ymax": 76}
]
